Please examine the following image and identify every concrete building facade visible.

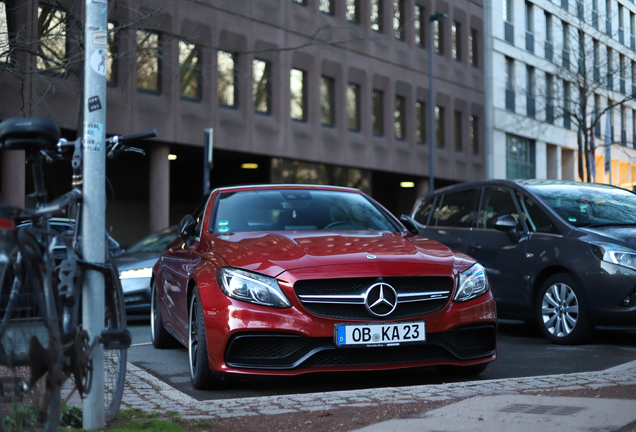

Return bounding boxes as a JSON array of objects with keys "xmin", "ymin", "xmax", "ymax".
[
  {"xmin": 1, "ymin": 0, "xmax": 486, "ymax": 246},
  {"xmin": 486, "ymin": 0, "xmax": 636, "ymax": 186}
]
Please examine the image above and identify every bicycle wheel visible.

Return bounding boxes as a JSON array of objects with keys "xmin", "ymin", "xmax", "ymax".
[
  {"xmin": 0, "ymin": 229, "xmax": 62, "ymax": 432},
  {"xmin": 103, "ymin": 262, "xmax": 127, "ymax": 423}
]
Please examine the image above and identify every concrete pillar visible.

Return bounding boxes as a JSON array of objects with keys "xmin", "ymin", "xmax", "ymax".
[
  {"xmin": 1, "ymin": 150, "xmax": 25, "ymax": 206},
  {"xmin": 149, "ymin": 145, "xmax": 170, "ymax": 233}
]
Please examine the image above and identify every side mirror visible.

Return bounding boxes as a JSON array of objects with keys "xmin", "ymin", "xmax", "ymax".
[
  {"xmin": 179, "ymin": 214, "xmax": 197, "ymax": 247},
  {"xmin": 400, "ymin": 214, "xmax": 419, "ymax": 235},
  {"xmin": 494, "ymin": 214, "xmax": 520, "ymax": 243},
  {"xmin": 493, "ymin": 214, "xmax": 517, "ymax": 231}
]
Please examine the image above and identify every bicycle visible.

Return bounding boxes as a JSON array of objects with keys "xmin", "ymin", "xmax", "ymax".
[{"xmin": 0, "ymin": 117, "xmax": 156, "ymax": 430}]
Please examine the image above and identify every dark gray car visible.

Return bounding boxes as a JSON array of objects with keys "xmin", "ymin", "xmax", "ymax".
[{"xmin": 407, "ymin": 179, "xmax": 636, "ymax": 345}]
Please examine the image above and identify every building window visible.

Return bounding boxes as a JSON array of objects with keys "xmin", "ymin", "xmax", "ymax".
[
  {"xmin": 347, "ymin": 83, "xmax": 360, "ymax": 131},
  {"xmin": 546, "ymin": 73, "xmax": 554, "ymax": 123},
  {"xmin": 320, "ymin": 76, "xmax": 335, "ymax": 126},
  {"xmin": 454, "ymin": 111, "xmax": 462, "ymax": 151},
  {"xmin": 593, "ymin": 39, "xmax": 600, "ymax": 81},
  {"xmin": 106, "ymin": 22, "xmax": 118, "ymax": 85},
  {"xmin": 563, "ymin": 80, "xmax": 571, "ymax": 129},
  {"xmin": 253, "ymin": 59, "xmax": 271, "ymax": 113},
  {"xmin": 525, "ymin": 1, "xmax": 534, "ymax": 53},
  {"xmin": 632, "ymin": 61, "xmax": 636, "ymax": 96},
  {"xmin": 37, "ymin": 5, "xmax": 67, "ymax": 74},
  {"xmin": 505, "ymin": 56, "xmax": 515, "ymax": 112},
  {"xmin": 319, "ymin": 0, "xmax": 334, "ymax": 14},
  {"xmin": 414, "ymin": 5, "xmax": 425, "ymax": 46},
  {"xmin": 136, "ymin": 30, "xmax": 161, "ymax": 92},
  {"xmin": 470, "ymin": 115, "xmax": 478, "ymax": 154},
  {"xmin": 372, "ymin": 89, "xmax": 384, "ymax": 135},
  {"xmin": 435, "ymin": 106, "xmax": 445, "ymax": 148},
  {"xmin": 594, "ymin": 94, "xmax": 602, "ymax": 137},
  {"xmin": 218, "ymin": 51, "xmax": 237, "ymax": 107},
  {"xmin": 469, "ymin": 28, "xmax": 478, "ymax": 66},
  {"xmin": 562, "ymin": 21, "xmax": 570, "ymax": 69},
  {"xmin": 607, "ymin": 47, "xmax": 613, "ymax": 90},
  {"xmin": 506, "ymin": 134, "xmax": 535, "ymax": 179},
  {"xmin": 179, "ymin": 41, "xmax": 201, "ymax": 100},
  {"xmin": 393, "ymin": 0, "xmax": 405, "ymax": 40},
  {"xmin": 290, "ymin": 68, "xmax": 306, "ymax": 121},
  {"xmin": 451, "ymin": 22, "xmax": 460, "ymax": 61},
  {"xmin": 394, "ymin": 95, "xmax": 406, "ymax": 139},
  {"xmin": 0, "ymin": 0, "xmax": 11, "ymax": 64},
  {"xmin": 416, "ymin": 101, "xmax": 426, "ymax": 144},
  {"xmin": 503, "ymin": 0, "xmax": 512, "ymax": 22},
  {"xmin": 371, "ymin": 0, "xmax": 383, "ymax": 32},
  {"xmin": 346, "ymin": 0, "xmax": 359, "ymax": 22},
  {"xmin": 433, "ymin": 20, "xmax": 443, "ymax": 54},
  {"xmin": 526, "ymin": 65, "xmax": 535, "ymax": 118}
]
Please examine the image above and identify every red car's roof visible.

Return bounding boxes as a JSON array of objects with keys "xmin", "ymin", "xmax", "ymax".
[{"xmin": 212, "ymin": 184, "xmax": 363, "ymax": 194}]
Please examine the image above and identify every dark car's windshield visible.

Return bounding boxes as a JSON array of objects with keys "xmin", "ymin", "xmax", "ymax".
[
  {"xmin": 210, "ymin": 189, "xmax": 398, "ymax": 234},
  {"xmin": 125, "ymin": 227, "xmax": 178, "ymax": 253},
  {"xmin": 526, "ymin": 183, "xmax": 636, "ymax": 227}
]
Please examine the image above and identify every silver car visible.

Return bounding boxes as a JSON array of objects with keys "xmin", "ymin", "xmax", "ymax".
[{"xmin": 115, "ymin": 226, "xmax": 178, "ymax": 315}]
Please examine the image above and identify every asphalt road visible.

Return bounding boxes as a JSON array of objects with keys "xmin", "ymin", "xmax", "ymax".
[{"xmin": 125, "ymin": 316, "xmax": 636, "ymax": 401}]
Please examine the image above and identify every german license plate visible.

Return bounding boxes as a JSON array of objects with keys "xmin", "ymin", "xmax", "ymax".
[{"xmin": 334, "ymin": 321, "xmax": 426, "ymax": 347}]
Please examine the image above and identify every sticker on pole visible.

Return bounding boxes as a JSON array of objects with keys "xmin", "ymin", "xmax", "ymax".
[
  {"xmin": 90, "ymin": 49, "xmax": 107, "ymax": 76},
  {"xmin": 84, "ymin": 122, "xmax": 104, "ymax": 153},
  {"xmin": 87, "ymin": 0, "xmax": 107, "ymax": 4},
  {"xmin": 91, "ymin": 31, "xmax": 107, "ymax": 46}
]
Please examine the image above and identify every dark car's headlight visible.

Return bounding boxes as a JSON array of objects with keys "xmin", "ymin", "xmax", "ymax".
[
  {"xmin": 590, "ymin": 241, "xmax": 636, "ymax": 271},
  {"xmin": 217, "ymin": 267, "xmax": 291, "ymax": 308},
  {"xmin": 119, "ymin": 267, "xmax": 153, "ymax": 279},
  {"xmin": 454, "ymin": 263, "xmax": 488, "ymax": 302}
]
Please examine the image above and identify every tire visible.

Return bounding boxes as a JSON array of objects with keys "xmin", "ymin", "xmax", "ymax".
[
  {"xmin": 536, "ymin": 273, "xmax": 591, "ymax": 345},
  {"xmin": 103, "ymin": 262, "xmax": 127, "ymax": 423},
  {"xmin": 150, "ymin": 278, "xmax": 179, "ymax": 348},
  {"xmin": 10, "ymin": 229, "xmax": 62, "ymax": 432},
  {"xmin": 188, "ymin": 287, "xmax": 215, "ymax": 389}
]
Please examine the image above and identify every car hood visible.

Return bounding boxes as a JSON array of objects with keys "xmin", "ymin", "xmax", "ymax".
[
  {"xmin": 207, "ymin": 231, "xmax": 459, "ymax": 277},
  {"xmin": 114, "ymin": 252, "xmax": 160, "ymax": 272},
  {"xmin": 578, "ymin": 226, "xmax": 636, "ymax": 247}
]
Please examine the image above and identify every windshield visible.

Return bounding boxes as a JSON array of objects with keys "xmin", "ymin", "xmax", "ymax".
[
  {"xmin": 125, "ymin": 227, "xmax": 178, "ymax": 253},
  {"xmin": 526, "ymin": 183, "xmax": 636, "ymax": 227},
  {"xmin": 210, "ymin": 189, "xmax": 399, "ymax": 234}
]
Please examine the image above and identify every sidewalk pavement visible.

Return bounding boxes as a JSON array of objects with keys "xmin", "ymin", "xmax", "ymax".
[{"xmin": 66, "ymin": 359, "xmax": 636, "ymax": 431}]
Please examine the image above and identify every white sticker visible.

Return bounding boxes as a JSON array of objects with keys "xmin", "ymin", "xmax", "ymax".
[
  {"xmin": 91, "ymin": 31, "xmax": 107, "ymax": 45},
  {"xmin": 90, "ymin": 49, "xmax": 107, "ymax": 75},
  {"xmin": 84, "ymin": 122, "xmax": 104, "ymax": 153},
  {"xmin": 87, "ymin": 0, "xmax": 107, "ymax": 4}
]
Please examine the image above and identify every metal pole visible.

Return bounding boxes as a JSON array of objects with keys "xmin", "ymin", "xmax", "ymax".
[
  {"xmin": 428, "ymin": 13, "xmax": 447, "ymax": 192},
  {"xmin": 203, "ymin": 128, "xmax": 213, "ymax": 195},
  {"xmin": 82, "ymin": 1, "xmax": 108, "ymax": 428}
]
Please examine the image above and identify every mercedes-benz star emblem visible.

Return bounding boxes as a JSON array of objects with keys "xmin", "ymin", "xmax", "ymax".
[
  {"xmin": 367, "ymin": 254, "xmax": 377, "ymax": 259},
  {"xmin": 364, "ymin": 283, "xmax": 398, "ymax": 317}
]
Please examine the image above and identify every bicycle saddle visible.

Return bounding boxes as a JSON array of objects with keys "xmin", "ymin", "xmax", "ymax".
[{"xmin": 0, "ymin": 117, "xmax": 61, "ymax": 151}]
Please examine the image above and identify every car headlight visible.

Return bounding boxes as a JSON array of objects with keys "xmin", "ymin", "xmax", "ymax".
[
  {"xmin": 217, "ymin": 267, "xmax": 291, "ymax": 308},
  {"xmin": 119, "ymin": 267, "xmax": 153, "ymax": 279},
  {"xmin": 590, "ymin": 242, "xmax": 636, "ymax": 271},
  {"xmin": 454, "ymin": 263, "xmax": 488, "ymax": 302}
]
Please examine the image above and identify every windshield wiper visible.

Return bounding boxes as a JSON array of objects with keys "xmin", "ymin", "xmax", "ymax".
[{"xmin": 585, "ymin": 222, "xmax": 636, "ymax": 228}]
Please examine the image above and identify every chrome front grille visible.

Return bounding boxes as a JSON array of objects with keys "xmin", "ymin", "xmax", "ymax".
[{"xmin": 294, "ymin": 276, "xmax": 453, "ymax": 320}]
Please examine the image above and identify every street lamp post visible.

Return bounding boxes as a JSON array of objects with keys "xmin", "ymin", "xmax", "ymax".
[{"xmin": 428, "ymin": 13, "xmax": 448, "ymax": 192}]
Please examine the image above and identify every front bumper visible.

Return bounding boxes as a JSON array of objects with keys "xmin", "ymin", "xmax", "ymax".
[
  {"xmin": 199, "ymin": 281, "xmax": 497, "ymax": 376},
  {"xmin": 121, "ymin": 277, "xmax": 151, "ymax": 314},
  {"xmin": 582, "ymin": 261, "xmax": 636, "ymax": 326},
  {"xmin": 225, "ymin": 324, "xmax": 496, "ymax": 370}
]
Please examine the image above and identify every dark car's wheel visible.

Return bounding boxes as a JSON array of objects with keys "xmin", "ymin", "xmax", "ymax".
[
  {"xmin": 151, "ymin": 279, "xmax": 179, "ymax": 348},
  {"xmin": 189, "ymin": 287, "xmax": 216, "ymax": 389},
  {"xmin": 536, "ymin": 274, "xmax": 591, "ymax": 345}
]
